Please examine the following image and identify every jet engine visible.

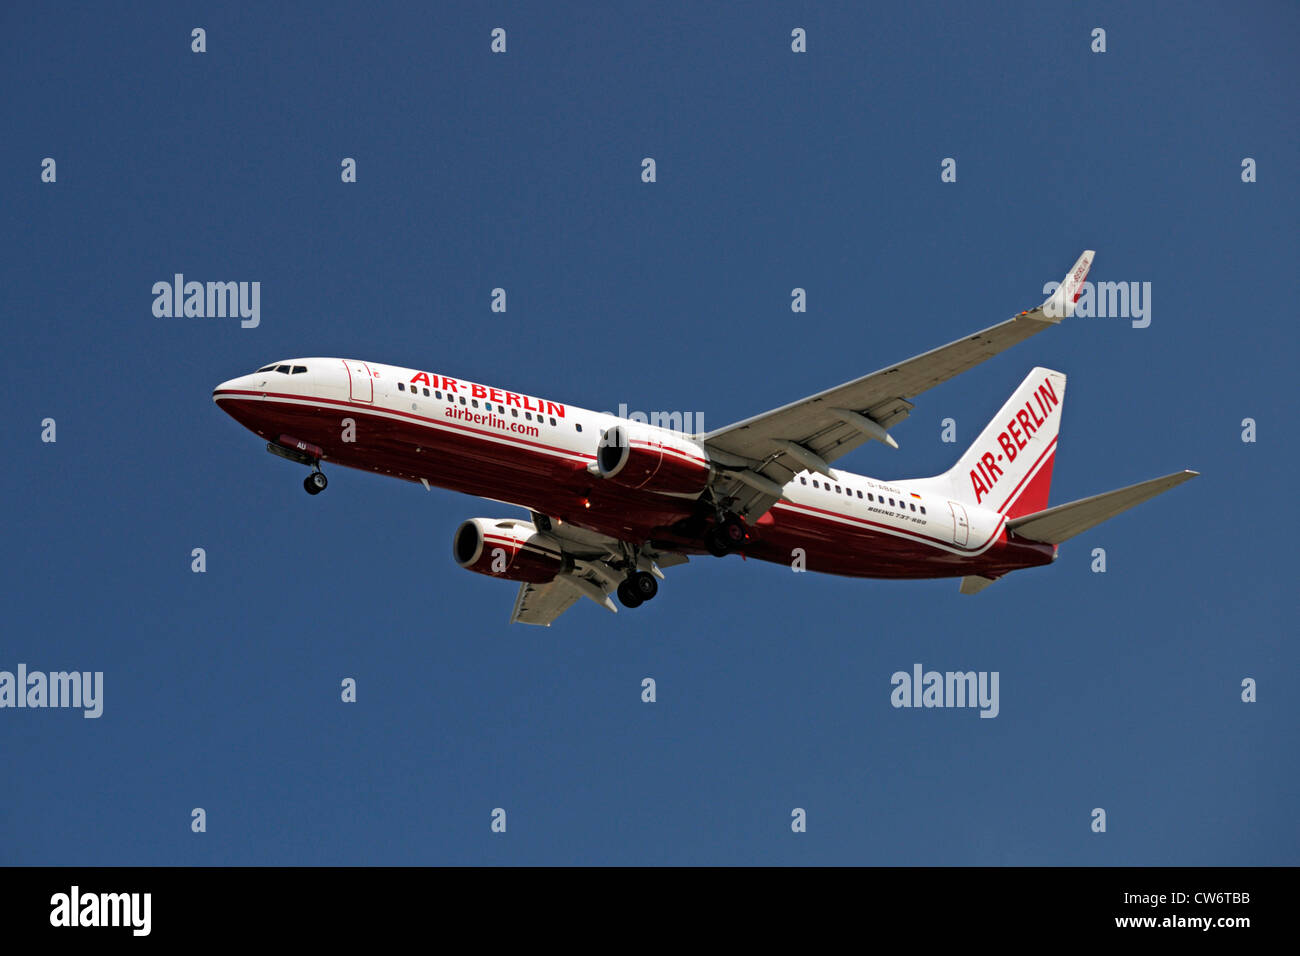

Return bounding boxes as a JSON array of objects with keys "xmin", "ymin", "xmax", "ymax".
[
  {"xmin": 593, "ymin": 425, "xmax": 710, "ymax": 496},
  {"xmin": 452, "ymin": 518, "xmax": 571, "ymax": 583}
]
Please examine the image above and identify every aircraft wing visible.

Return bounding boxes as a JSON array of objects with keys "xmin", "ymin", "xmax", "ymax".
[
  {"xmin": 508, "ymin": 513, "xmax": 689, "ymax": 626},
  {"xmin": 702, "ymin": 251, "xmax": 1094, "ymax": 522}
]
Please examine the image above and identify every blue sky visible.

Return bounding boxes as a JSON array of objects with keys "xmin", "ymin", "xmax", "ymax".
[{"xmin": 2, "ymin": 1, "xmax": 1296, "ymax": 865}]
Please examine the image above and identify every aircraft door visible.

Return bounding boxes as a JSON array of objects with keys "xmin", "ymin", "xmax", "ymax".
[
  {"xmin": 947, "ymin": 501, "xmax": 970, "ymax": 547},
  {"xmin": 343, "ymin": 360, "xmax": 373, "ymax": 402}
]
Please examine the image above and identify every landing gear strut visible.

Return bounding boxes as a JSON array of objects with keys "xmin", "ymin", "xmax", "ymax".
[
  {"xmin": 304, "ymin": 470, "xmax": 328, "ymax": 495},
  {"xmin": 616, "ymin": 570, "xmax": 659, "ymax": 608}
]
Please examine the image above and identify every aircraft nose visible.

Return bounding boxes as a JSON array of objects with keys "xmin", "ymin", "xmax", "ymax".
[{"xmin": 213, "ymin": 375, "xmax": 255, "ymax": 402}]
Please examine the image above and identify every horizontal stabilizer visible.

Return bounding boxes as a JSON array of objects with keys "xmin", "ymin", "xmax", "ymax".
[{"xmin": 1008, "ymin": 470, "xmax": 1198, "ymax": 544}]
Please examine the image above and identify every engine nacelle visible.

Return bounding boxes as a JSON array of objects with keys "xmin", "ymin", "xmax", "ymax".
[
  {"xmin": 594, "ymin": 425, "xmax": 710, "ymax": 496},
  {"xmin": 453, "ymin": 518, "xmax": 570, "ymax": 584}
]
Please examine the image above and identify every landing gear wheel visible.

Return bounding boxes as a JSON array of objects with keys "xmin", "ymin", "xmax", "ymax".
[
  {"xmin": 706, "ymin": 516, "xmax": 747, "ymax": 556},
  {"xmin": 705, "ymin": 530, "xmax": 731, "ymax": 557},
  {"xmin": 719, "ymin": 516, "xmax": 747, "ymax": 545},
  {"xmin": 630, "ymin": 570, "xmax": 658, "ymax": 601},
  {"xmin": 616, "ymin": 579, "xmax": 644, "ymax": 608},
  {"xmin": 304, "ymin": 471, "xmax": 328, "ymax": 495}
]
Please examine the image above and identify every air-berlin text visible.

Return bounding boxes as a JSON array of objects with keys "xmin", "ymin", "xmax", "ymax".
[
  {"xmin": 409, "ymin": 372, "xmax": 565, "ymax": 418},
  {"xmin": 970, "ymin": 376, "xmax": 1059, "ymax": 505}
]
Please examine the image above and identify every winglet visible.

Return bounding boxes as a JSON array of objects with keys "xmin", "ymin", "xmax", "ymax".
[{"xmin": 1037, "ymin": 250, "xmax": 1095, "ymax": 323}]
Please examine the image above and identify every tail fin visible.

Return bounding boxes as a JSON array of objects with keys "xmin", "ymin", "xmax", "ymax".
[{"xmin": 918, "ymin": 367, "xmax": 1066, "ymax": 517}]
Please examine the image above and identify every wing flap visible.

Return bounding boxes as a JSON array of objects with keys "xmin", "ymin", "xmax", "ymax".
[{"xmin": 510, "ymin": 579, "xmax": 582, "ymax": 627}]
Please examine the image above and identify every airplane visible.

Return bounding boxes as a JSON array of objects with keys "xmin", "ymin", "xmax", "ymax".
[{"xmin": 213, "ymin": 250, "xmax": 1196, "ymax": 625}]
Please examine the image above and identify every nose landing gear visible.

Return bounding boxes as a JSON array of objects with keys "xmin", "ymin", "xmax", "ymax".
[{"xmin": 266, "ymin": 439, "xmax": 329, "ymax": 496}]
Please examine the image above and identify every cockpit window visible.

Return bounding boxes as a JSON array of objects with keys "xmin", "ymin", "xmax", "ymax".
[
  {"xmin": 291, "ymin": 366, "xmax": 307, "ymax": 374},
  {"xmin": 256, "ymin": 365, "xmax": 277, "ymax": 373},
  {"xmin": 275, "ymin": 365, "xmax": 291, "ymax": 373}
]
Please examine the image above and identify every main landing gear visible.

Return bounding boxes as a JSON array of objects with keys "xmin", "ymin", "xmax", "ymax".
[
  {"xmin": 303, "ymin": 469, "xmax": 328, "ymax": 496},
  {"xmin": 616, "ymin": 570, "xmax": 659, "ymax": 609},
  {"xmin": 705, "ymin": 515, "xmax": 747, "ymax": 557}
]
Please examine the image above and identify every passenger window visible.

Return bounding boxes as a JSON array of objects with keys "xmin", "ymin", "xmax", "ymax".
[
  {"xmin": 575, "ymin": 423, "xmax": 582, "ymax": 432},
  {"xmin": 868, "ymin": 493, "xmax": 874, "ymax": 502},
  {"xmin": 857, "ymin": 490, "xmax": 863, "ymax": 498},
  {"xmin": 800, "ymin": 476, "xmax": 807, "ymax": 485},
  {"xmin": 423, "ymin": 388, "xmax": 430, "ymax": 397},
  {"xmin": 511, "ymin": 408, "xmax": 518, "ymax": 417},
  {"xmin": 812, "ymin": 480, "xmax": 820, "ymax": 489},
  {"xmin": 435, "ymin": 390, "xmax": 442, "ymax": 399},
  {"xmin": 525, "ymin": 412, "xmax": 532, "ymax": 420},
  {"xmin": 398, "ymin": 383, "xmax": 405, "ymax": 391},
  {"xmin": 459, "ymin": 397, "xmax": 466, "ymax": 405},
  {"xmin": 834, "ymin": 485, "xmax": 841, "ymax": 494},
  {"xmin": 920, "ymin": 506, "xmax": 926, "ymax": 515},
  {"xmin": 889, "ymin": 498, "xmax": 895, "ymax": 506},
  {"xmin": 549, "ymin": 417, "xmax": 557, "ymax": 426},
  {"xmin": 910, "ymin": 503, "xmax": 916, "ymax": 511},
  {"xmin": 471, "ymin": 400, "xmax": 478, "ymax": 408}
]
